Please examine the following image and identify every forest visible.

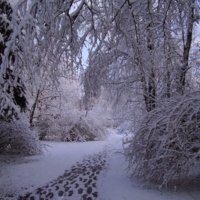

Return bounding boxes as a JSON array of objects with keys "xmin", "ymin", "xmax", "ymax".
[{"xmin": 1, "ymin": 0, "xmax": 200, "ymax": 195}]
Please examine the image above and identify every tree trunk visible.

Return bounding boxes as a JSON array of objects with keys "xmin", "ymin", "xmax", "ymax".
[
  {"xmin": 144, "ymin": 22, "xmax": 156, "ymax": 112},
  {"xmin": 30, "ymin": 90, "xmax": 40, "ymax": 126},
  {"xmin": 143, "ymin": 70, "xmax": 156, "ymax": 112},
  {"xmin": 179, "ymin": 0, "xmax": 194, "ymax": 94}
]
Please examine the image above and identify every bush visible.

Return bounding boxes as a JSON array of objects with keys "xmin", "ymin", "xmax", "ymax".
[
  {"xmin": 0, "ymin": 116, "xmax": 42, "ymax": 156},
  {"xmin": 125, "ymin": 91, "xmax": 200, "ymax": 188},
  {"xmin": 37, "ymin": 110, "xmax": 108, "ymax": 142},
  {"xmin": 32, "ymin": 80, "xmax": 111, "ymax": 142}
]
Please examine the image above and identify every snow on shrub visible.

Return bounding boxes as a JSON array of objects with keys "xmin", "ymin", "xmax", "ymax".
[
  {"xmin": 36, "ymin": 101, "xmax": 109, "ymax": 141},
  {"xmin": 37, "ymin": 108, "xmax": 108, "ymax": 142},
  {"xmin": 0, "ymin": 116, "xmax": 42, "ymax": 156},
  {"xmin": 33, "ymin": 80, "xmax": 111, "ymax": 142},
  {"xmin": 125, "ymin": 91, "xmax": 200, "ymax": 188}
]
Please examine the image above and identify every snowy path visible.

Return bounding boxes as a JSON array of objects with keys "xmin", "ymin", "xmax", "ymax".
[
  {"xmin": 17, "ymin": 151, "xmax": 107, "ymax": 199},
  {"xmin": 0, "ymin": 132, "xmax": 200, "ymax": 200},
  {"xmin": 0, "ymin": 138, "xmax": 109, "ymax": 200}
]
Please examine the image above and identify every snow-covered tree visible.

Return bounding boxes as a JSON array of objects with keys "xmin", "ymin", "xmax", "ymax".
[
  {"xmin": 0, "ymin": 0, "xmax": 27, "ymax": 121},
  {"xmin": 83, "ymin": 0, "xmax": 199, "ymax": 112},
  {"xmin": 0, "ymin": 0, "xmax": 106, "ymax": 119},
  {"xmin": 0, "ymin": 0, "xmax": 12, "ymax": 62},
  {"xmin": 125, "ymin": 91, "xmax": 200, "ymax": 188}
]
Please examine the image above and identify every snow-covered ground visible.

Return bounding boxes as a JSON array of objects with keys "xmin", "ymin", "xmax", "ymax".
[{"xmin": 0, "ymin": 130, "xmax": 200, "ymax": 200}]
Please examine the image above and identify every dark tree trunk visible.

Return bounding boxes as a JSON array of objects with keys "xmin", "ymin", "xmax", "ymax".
[
  {"xmin": 30, "ymin": 90, "xmax": 40, "ymax": 126},
  {"xmin": 179, "ymin": 0, "xmax": 194, "ymax": 94},
  {"xmin": 144, "ymin": 70, "xmax": 156, "ymax": 112}
]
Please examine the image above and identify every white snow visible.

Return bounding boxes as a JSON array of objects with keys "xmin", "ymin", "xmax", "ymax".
[
  {"xmin": 0, "ymin": 129, "xmax": 200, "ymax": 200},
  {"xmin": 0, "ymin": 139, "xmax": 108, "ymax": 198}
]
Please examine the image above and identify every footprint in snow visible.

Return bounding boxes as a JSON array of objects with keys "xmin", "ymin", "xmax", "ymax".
[{"xmin": 17, "ymin": 150, "xmax": 107, "ymax": 200}]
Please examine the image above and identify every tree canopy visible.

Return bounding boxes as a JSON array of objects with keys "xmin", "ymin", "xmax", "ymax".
[{"xmin": 1, "ymin": 0, "xmax": 199, "ymax": 115}]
